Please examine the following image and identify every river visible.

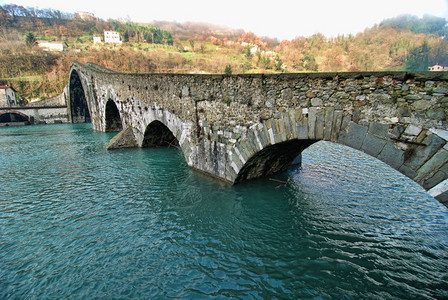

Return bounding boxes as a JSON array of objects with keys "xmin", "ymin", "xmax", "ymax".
[{"xmin": 1, "ymin": 124, "xmax": 447, "ymax": 299}]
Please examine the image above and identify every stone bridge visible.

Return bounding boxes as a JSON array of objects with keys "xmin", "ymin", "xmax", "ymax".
[{"xmin": 68, "ymin": 62, "xmax": 448, "ymax": 206}]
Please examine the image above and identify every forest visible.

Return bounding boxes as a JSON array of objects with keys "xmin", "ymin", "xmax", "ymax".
[{"xmin": 0, "ymin": 3, "xmax": 447, "ymax": 102}]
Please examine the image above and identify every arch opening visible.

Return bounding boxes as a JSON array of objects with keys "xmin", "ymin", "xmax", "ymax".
[
  {"xmin": 142, "ymin": 120, "xmax": 179, "ymax": 148},
  {"xmin": 69, "ymin": 70, "xmax": 90, "ymax": 123},
  {"xmin": 235, "ymin": 139, "xmax": 316, "ymax": 184},
  {"xmin": 0, "ymin": 112, "xmax": 30, "ymax": 124},
  {"xmin": 105, "ymin": 100, "xmax": 122, "ymax": 132}
]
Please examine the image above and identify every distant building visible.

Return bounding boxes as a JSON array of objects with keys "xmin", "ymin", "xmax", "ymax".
[
  {"xmin": 93, "ymin": 36, "xmax": 102, "ymax": 44},
  {"xmin": 428, "ymin": 64, "xmax": 448, "ymax": 71},
  {"xmin": 104, "ymin": 31, "xmax": 122, "ymax": 44},
  {"xmin": 76, "ymin": 11, "xmax": 97, "ymax": 21},
  {"xmin": 0, "ymin": 85, "xmax": 17, "ymax": 107},
  {"xmin": 38, "ymin": 41, "xmax": 65, "ymax": 52}
]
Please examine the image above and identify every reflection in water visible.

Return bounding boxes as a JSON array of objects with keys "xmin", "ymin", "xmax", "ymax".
[{"xmin": 1, "ymin": 124, "xmax": 447, "ymax": 299}]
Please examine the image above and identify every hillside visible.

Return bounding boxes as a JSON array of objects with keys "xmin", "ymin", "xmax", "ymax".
[{"xmin": 0, "ymin": 4, "xmax": 447, "ymax": 102}]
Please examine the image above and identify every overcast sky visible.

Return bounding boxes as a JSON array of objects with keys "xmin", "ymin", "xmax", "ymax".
[{"xmin": 2, "ymin": 0, "xmax": 448, "ymax": 40}]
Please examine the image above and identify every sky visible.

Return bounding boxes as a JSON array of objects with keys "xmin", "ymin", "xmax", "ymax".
[{"xmin": 2, "ymin": 0, "xmax": 448, "ymax": 40}]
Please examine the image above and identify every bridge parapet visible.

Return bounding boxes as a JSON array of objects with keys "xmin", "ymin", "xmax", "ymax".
[{"xmin": 69, "ymin": 62, "xmax": 448, "ymax": 206}]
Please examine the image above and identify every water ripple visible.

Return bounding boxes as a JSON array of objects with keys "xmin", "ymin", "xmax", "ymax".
[{"xmin": 1, "ymin": 125, "xmax": 447, "ymax": 299}]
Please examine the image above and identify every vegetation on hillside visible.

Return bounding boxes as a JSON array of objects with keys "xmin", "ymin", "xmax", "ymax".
[{"xmin": 0, "ymin": 3, "xmax": 447, "ymax": 102}]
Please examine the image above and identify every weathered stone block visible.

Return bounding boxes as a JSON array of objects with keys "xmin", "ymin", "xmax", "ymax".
[
  {"xmin": 297, "ymin": 125, "xmax": 309, "ymax": 139},
  {"xmin": 377, "ymin": 142, "xmax": 405, "ymax": 170},
  {"xmin": 404, "ymin": 124, "xmax": 422, "ymax": 136},
  {"xmin": 308, "ymin": 107, "xmax": 317, "ymax": 139},
  {"xmin": 324, "ymin": 107, "xmax": 335, "ymax": 140},
  {"xmin": 415, "ymin": 149, "xmax": 448, "ymax": 184},
  {"xmin": 277, "ymin": 118, "xmax": 287, "ymax": 142},
  {"xmin": 406, "ymin": 95, "xmax": 423, "ymax": 101},
  {"xmin": 388, "ymin": 125, "xmax": 405, "ymax": 139},
  {"xmin": 404, "ymin": 133, "xmax": 445, "ymax": 171},
  {"xmin": 182, "ymin": 86, "xmax": 189, "ymax": 97},
  {"xmin": 426, "ymin": 108, "xmax": 446, "ymax": 121},
  {"xmin": 435, "ymin": 190, "xmax": 448, "ymax": 205},
  {"xmin": 434, "ymin": 88, "xmax": 448, "ymax": 94},
  {"xmin": 399, "ymin": 164, "xmax": 418, "ymax": 180},
  {"xmin": 340, "ymin": 115, "xmax": 351, "ymax": 132},
  {"xmin": 340, "ymin": 123, "xmax": 368, "ymax": 150},
  {"xmin": 311, "ymin": 97, "xmax": 323, "ymax": 106},
  {"xmin": 398, "ymin": 107, "xmax": 411, "ymax": 117},
  {"xmin": 368, "ymin": 122, "xmax": 389, "ymax": 138},
  {"xmin": 315, "ymin": 109, "xmax": 325, "ymax": 140},
  {"xmin": 361, "ymin": 134, "xmax": 387, "ymax": 157},
  {"xmin": 282, "ymin": 88, "xmax": 292, "ymax": 100},
  {"xmin": 265, "ymin": 97, "xmax": 276, "ymax": 108},
  {"xmin": 331, "ymin": 110, "xmax": 343, "ymax": 141},
  {"xmin": 372, "ymin": 93, "xmax": 392, "ymax": 102},
  {"xmin": 423, "ymin": 162, "xmax": 448, "ymax": 190},
  {"xmin": 412, "ymin": 100, "xmax": 431, "ymax": 110}
]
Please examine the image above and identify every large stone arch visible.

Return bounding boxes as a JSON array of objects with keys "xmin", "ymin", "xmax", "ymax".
[
  {"xmin": 105, "ymin": 99, "xmax": 122, "ymax": 132},
  {"xmin": 234, "ymin": 139, "xmax": 316, "ymax": 183},
  {"xmin": 229, "ymin": 113, "xmax": 447, "ymax": 204},
  {"xmin": 68, "ymin": 69, "xmax": 91, "ymax": 123}
]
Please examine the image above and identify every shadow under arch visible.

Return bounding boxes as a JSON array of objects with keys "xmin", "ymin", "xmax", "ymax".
[
  {"xmin": 142, "ymin": 120, "xmax": 179, "ymax": 148},
  {"xmin": 105, "ymin": 99, "xmax": 122, "ymax": 132},
  {"xmin": 69, "ymin": 69, "xmax": 90, "ymax": 123},
  {"xmin": 0, "ymin": 111, "xmax": 31, "ymax": 124},
  {"xmin": 235, "ymin": 139, "xmax": 316, "ymax": 184}
]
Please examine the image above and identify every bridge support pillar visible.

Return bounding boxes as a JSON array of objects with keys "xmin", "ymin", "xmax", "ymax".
[{"xmin": 107, "ymin": 127, "xmax": 139, "ymax": 150}]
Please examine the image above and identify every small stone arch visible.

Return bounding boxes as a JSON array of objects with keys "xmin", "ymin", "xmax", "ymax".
[
  {"xmin": 105, "ymin": 99, "xmax": 122, "ymax": 132},
  {"xmin": 68, "ymin": 69, "xmax": 91, "ymax": 123},
  {"xmin": 0, "ymin": 111, "xmax": 31, "ymax": 124},
  {"xmin": 142, "ymin": 120, "xmax": 179, "ymax": 148}
]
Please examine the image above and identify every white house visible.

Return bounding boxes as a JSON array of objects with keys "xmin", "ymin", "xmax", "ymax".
[
  {"xmin": 428, "ymin": 64, "xmax": 448, "ymax": 71},
  {"xmin": 0, "ymin": 85, "xmax": 18, "ymax": 107},
  {"xmin": 38, "ymin": 41, "xmax": 65, "ymax": 52},
  {"xmin": 104, "ymin": 31, "xmax": 122, "ymax": 44}
]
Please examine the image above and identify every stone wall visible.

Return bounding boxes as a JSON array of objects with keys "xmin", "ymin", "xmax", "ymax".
[
  {"xmin": 27, "ymin": 86, "xmax": 68, "ymax": 107},
  {"xmin": 0, "ymin": 106, "xmax": 69, "ymax": 124},
  {"xmin": 69, "ymin": 62, "xmax": 448, "ymax": 205}
]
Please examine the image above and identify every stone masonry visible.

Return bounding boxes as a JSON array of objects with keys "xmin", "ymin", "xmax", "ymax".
[{"xmin": 69, "ymin": 61, "xmax": 448, "ymax": 206}]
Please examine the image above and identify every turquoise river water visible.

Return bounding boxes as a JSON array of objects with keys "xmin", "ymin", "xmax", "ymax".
[{"xmin": 1, "ymin": 124, "xmax": 447, "ymax": 299}]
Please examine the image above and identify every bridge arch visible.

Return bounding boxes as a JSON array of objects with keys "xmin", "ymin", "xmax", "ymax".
[
  {"xmin": 105, "ymin": 99, "xmax": 122, "ymax": 132},
  {"xmin": 68, "ymin": 69, "xmax": 91, "ymax": 123},
  {"xmin": 235, "ymin": 139, "xmax": 316, "ymax": 183},
  {"xmin": 229, "ymin": 114, "xmax": 447, "ymax": 204},
  {"xmin": 0, "ymin": 111, "xmax": 31, "ymax": 124},
  {"xmin": 142, "ymin": 120, "xmax": 179, "ymax": 148}
]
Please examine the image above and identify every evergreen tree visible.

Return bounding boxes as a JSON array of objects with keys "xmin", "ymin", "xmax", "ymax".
[
  {"xmin": 406, "ymin": 41, "xmax": 429, "ymax": 71},
  {"xmin": 25, "ymin": 32, "xmax": 36, "ymax": 47},
  {"xmin": 224, "ymin": 64, "xmax": 232, "ymax": 75}
]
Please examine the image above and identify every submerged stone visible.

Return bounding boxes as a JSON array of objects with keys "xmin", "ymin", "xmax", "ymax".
[{"xmin": 107, "ymin": 126, "xmax": 138, "ymax": 150}]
